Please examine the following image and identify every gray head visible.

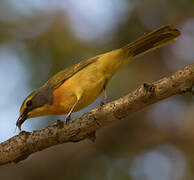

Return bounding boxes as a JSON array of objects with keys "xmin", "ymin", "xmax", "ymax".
[{"xmin": 16, "ymin": 85, "xmax": 53, "ymax": 130}]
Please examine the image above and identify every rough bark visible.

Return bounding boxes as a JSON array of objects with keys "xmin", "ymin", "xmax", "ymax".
[{"xmin": 0, "ymin": 63, "xmax": 193, "ymax": 166}]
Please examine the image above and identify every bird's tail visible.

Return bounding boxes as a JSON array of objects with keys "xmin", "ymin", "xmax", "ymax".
[{"xmin": 122, "ymin": 25, "xmax": 181, "ymax": 58}]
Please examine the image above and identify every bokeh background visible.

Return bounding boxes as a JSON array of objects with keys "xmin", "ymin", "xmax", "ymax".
[{"xmin": 0, "ymin": 0, "xmax": 194, "ymax": 179}]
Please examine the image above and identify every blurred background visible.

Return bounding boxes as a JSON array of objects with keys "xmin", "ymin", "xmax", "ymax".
[{"xmin": 0, "ymin": 0, "xmax": 194, "ymax": 179}]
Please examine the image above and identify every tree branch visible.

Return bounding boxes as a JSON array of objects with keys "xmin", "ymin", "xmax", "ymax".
[{"xmin": 0, "ymin": 64, "xmax": 193, "ymax": 166}]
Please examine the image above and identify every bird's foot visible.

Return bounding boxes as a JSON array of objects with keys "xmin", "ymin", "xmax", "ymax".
[
  {"xmin": 65, "ymin": 115, "xmax": 71, "ymax": 125},
  {"xmin": 100, "ymin": 98, "xmax": 107, "ymax": 106},
  {"xmin": 100, "ymin": 101, "xmax": 105, "ymax": 106}
]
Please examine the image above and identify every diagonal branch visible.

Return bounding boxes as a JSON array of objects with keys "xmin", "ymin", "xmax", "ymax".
[{"xmin": 0, "ymin": 63, "xmax": 193, "ymax": 166}]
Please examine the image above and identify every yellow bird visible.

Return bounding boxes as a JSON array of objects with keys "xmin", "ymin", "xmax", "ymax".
[{"xmin": 17, "ymin": 25, "xmax": 181, "ymax": 130}]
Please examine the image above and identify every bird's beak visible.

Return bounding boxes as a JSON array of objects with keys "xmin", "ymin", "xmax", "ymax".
[{"xmin": 16, "ymin": 111, "xmax": 28, "ymax": 131}]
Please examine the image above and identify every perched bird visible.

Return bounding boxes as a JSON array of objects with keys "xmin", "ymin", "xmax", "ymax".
[{"xmin": 17, "ymin": 25, "xmax": 181, "ymax": 130}]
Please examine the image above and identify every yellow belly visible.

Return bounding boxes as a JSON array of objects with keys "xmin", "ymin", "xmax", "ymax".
[{"xmin": 51, "ymin": 63, "xmax": 106, "ymax": 115}]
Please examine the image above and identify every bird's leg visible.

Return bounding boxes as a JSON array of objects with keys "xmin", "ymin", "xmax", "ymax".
[
  {"xmin": 65, "ymin": 92, "xmax": 82, "ymax": 124},
  {"xmin": 100, "ymin": 86, "xmax": 107, "ymax": 106},
  {"xmin": 65, "ymin": 99, "xmax": 79, "ymax": 124}
]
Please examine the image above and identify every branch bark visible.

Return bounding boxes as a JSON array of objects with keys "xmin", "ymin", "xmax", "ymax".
[{"xmin": 0, "ymin": 64, "xmax": 194, "ymax": 166}]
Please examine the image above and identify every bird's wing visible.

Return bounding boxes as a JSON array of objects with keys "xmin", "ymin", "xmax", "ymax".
[{"xmin": 46, "ymin": 55, "xmax": 100, "ymax": 89}]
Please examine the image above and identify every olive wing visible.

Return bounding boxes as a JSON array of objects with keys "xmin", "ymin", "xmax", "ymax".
[{"xmin": 46, "ymin": 55, "xmax": 100, "ymax": 89}]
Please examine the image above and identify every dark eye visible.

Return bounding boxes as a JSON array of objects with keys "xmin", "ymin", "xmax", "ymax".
[{"xmin": 26, "ymin": 100, "xmax": 32, "ymax": 107}]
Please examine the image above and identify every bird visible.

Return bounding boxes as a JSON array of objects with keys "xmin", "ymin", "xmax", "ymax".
[{"xmin": 17, "ymin": 25, "xmax": 181, "ymax": 130}]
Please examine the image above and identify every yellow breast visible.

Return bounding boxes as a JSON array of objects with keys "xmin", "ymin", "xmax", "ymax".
[{"xmin": 51, "ymin": 62, "xmax": 106, "ymax": 115}]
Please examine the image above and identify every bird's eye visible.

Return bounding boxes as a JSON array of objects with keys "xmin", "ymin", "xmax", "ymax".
[{"xmin": 26, "ymin": 100, "xmax": 32, "ymax": 107}]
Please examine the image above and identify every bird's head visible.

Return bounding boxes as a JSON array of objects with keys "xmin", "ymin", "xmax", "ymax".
[{"xmin": 17, "ymin": 85, "xmax": 53, "ymax": 130}]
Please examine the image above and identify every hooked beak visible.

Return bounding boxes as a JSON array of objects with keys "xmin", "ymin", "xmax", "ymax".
[{"xmin": 16, "ymin": 111, "xmax": 28, "ymax": 131}]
